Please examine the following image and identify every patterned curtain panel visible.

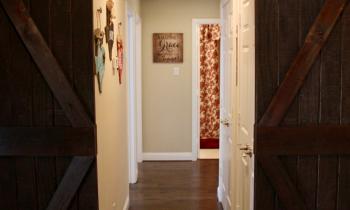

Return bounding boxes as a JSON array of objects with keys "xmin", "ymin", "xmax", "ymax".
[{"xmin": 200, "ymin": 24, "xmax": 221, "ymax": 144}]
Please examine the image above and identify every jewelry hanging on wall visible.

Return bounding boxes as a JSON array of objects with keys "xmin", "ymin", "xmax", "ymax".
[
  {"xmin": 117, "ymin": 22, "xmax": 124, "ymax": 85},
  {"xmin": 94, "ymin": 8, "xmax": 106, "ymax": 93},
  {"xmin": 105, "ymin": 0, "xmax": 115, "ymax": 61}
]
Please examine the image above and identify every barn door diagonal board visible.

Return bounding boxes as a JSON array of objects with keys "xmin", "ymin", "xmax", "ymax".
[
  {"xmin": 46, "ymin": 157, "xmax": 94, "ymax": 210},
  {"xmin": 0, "ymin": 0, "xmax": 97, "ymax": 209},
  {"xmin": 259, "ymin": 0, "xmax": 349, "ymax": 127},
  {"xmin": 0, "ymin": 0, "xmax": 93, "ymax": 128},
  {"xmin": 256, "ymin": 0, "xmax": 349, "ymax": 210}
]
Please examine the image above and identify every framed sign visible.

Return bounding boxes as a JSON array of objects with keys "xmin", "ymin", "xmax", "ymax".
[{"xmin": 153, "ymin": 33, "xmax": 183, "ymax": 63}]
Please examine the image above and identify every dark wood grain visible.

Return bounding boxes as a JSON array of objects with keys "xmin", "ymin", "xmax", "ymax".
[
  {"xmin": 0, "ymin": 127, "xmax": 96, "ymax": 156},
  {"xmin": 256, "ymin": 126, "xmax": 350, "ymax": 155},
  {"xmin": 338, "ymin": 3, "xmax": 350, "ymax": 210},
  {"xmin": 0, "ymin": 0, "xmax": 93, "ymax": 127},
  {"xmin": 47, "ymin": 156, "xmax": 94, "ymax": 210},
  {"xmin": 49, "ymin": 1, "xmax": 79, "ymax": 209},
  {"xmin": 275, "ymin": 1, "xmax": 300, "ymax": 208},
  {"xmin": 258, "ymin": 156, "xmax": 306, "ymax": 210},
  {"xmin": 7, "ymin": 1, "xmax": 38, "ymax": 208},
  {"xmin": 29, "ymin": 0, "xmax": 58, "ymax": 208},
  {"xmin": 0, "ymin": 5, "xmax": 18, "ymax": 210},
  {"xmin": 130, "ymin": 160, "xmax": 223, "ymax": 210},
  {"xmin": 317, "ymin": 10, "xmax": 343, "ymax": 210},
  {"xmin": 297, "ymin": 1, "xmax": 323, "ymax": 209},
  {"xmin": 256, "ymin": 1, "xmax": 350, "ymax": 210},
  {"xmin": 255, "ymin": 0, "xmax": 279, "ymax": 209},
  {"xmin": 259, "ymin": 0, "xmax": 348, "ymax": 127},
  {"xmin": 0, "ymin": 0, "xmax": 97, "ymax": 209}
]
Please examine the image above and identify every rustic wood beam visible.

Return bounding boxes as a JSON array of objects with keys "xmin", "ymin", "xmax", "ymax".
[
  {"xmin": 0, "ymin": 0, "xmax": 93, "ymax": 127},
  {"xmin": 256, "ymin": 126, "xmax": 350, "ymax": 155},
  {"xmin": 259, "ymin": 0, "xmax": 348, "ymax": 126},
  {"xmin": 46, "ymin": 156, "xmax": 94, "ymax": 210},
  {"xmin": 258, "ymin": 156, "xmax": 307, "ymax": 210},
  {"xmin": 0, "ymin": 127, "xmax": 96, "ymax": 156},
  {"xmin": 256, "ymin": 1, "xmax": 349, "ymax": 209}
]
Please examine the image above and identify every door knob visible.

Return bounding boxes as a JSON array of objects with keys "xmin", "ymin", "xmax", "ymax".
[
  {"xmin": 240, "ymin": 145, "xmax": 253, "ymax": 157},
  {"xmin": 220, "ymin": 119, "xmax": 230, "ymax": 127}
]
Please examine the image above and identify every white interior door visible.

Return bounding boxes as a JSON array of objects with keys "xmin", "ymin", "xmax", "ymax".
[
  {"xmin": 234, "ymin": 0, "xmax": 255, "ymax": 209},
  {"xmin": 219, "ymin": 0, "xmax": 234, "ymax": 209}
]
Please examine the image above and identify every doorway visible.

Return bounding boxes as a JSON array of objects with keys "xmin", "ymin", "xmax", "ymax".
[
  {"xmin": 192, "ymin": 19, "xmax": 221, "ymax": 160},
  {"xmin": 199, "ymin": 24, "xmax": 221, "ymax": 159}
]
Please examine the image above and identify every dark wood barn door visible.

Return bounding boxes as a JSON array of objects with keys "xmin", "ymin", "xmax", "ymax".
[
  {"xmin": 0, "ymin": 0, "xmax": 98, "ymax": 210},
  {"xmin": 255, "ymin": 0, "xmax": 350, "ymax": 210}
]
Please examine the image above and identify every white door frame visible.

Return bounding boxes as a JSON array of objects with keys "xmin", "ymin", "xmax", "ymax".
[
  {"xmin": 192, "ymin": 18, "xmax": 221, "ymax": 160},
  {"xmin": 127, "ymin": 5, "xmax": 142, "ymax": 184}
]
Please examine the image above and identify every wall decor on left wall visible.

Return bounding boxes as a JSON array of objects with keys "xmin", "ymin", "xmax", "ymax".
[
  {"xmin": 117, "ymin": 22, "xmax": 124, "ymax": 84},
  {"xmin": 94, "ymin": 7, "xmax": 106, "ymax": 93},
  {"xmin": 105, "ymin": 0, "xmax": 115, "ymax": 61}
]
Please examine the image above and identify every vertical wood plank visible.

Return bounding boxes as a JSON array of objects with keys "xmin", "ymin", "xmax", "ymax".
[
  {"xmin": 72, "ymin": 0, "xmax": 95, "ymax": 119},
  {"xmin": 278, "ymin": 0, "xmax": 300, "ymax": 126},
  {"xmin": 71, "ymin": 0, "xmax": 98, "ymax": 208},
  {"xmin": 317, "ymin": 16, "xmax": 342, "ymax": 210},
  {"xmin": 50, "ymin": 0, "xmax": 78, "ymax": 209},
  {"xmin": 29, "ymin": 0, "xmax": 58, "ymax": 209},
  {"xmin": 297, "ymin": 1, "xmax": 323, "ymax": 210},
  {"xmin": 0, "ymin": 6, "xmax": 17, "ymax": 210},
  {"xmin": 338, "ymin": 3, "xmax": 350, "ymax": 210},
  {"xmin": 51, "ymin": 0, "xmax": 73, "ymax": 126},
  {"xmin": 255, "ymin": 0, "xmax": 279, "ymax": 209},
  {"xmin": 275, "ymin": 0, "xmax": 300, "ymax": 209},
  {"xmin": 8, "ymin": 1, "xmax": 38, "ymax": 208},
  {"xmin": 0, "ymin": 0, "xmax": 97, "ymax": 209},
  {"xmin": 15, "ymin": 158, "xmax": 38, "ymax": 210}
]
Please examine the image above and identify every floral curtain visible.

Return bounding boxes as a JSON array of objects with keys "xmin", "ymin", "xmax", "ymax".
[{"xmin": 200, "ymin": 24, "xmax": 221, "ymax": 143}]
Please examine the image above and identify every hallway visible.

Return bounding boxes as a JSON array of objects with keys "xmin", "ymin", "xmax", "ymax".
[{"xmin": 129, "ymin": 160, "xmax": 223, "ymax": 210}]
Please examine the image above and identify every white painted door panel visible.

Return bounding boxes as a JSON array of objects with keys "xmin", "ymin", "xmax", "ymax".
[
  {"xmin": 219, "ymin": 0, "xmax": 234, "ymax": 209},
  {"xmin": 234, "ymin": 0, "xmax": 255, "ymax": 209}
]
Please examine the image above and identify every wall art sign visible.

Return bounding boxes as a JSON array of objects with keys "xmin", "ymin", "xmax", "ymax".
[{"xmin": 153, "ymin": 33, "xmax": 183, "ymax": 63}]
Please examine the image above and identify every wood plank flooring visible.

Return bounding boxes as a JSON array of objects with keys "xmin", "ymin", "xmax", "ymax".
[{"xmin": 129, "ymin": 160, "xmax": 223, "ymax": 210}]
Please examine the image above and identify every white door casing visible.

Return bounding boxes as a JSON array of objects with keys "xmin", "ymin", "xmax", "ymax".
[{"xmin": 127, "ymin": 5, "xmax": 142, "ymax": 184}]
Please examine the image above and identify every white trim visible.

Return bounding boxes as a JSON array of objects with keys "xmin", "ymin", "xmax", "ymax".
[
  {"xmin": 127, "ymin": 5, "xmax": 138, "ymax": 184},
  {"xmin": 192, "ymin": 19, "xmax": 221, "ymax": 161},
  {"xmin": 123, "ymin": 196, "xmax": 130, "ymax": 210},
  {"xmin": 142, "ymin": 153, "xmax": 194, "ymax": 161},
  {"xmin": 135, "ymin": 15, "xmax": 143, "ymax": 163},
  {"xmin": 217, "ymin": 185, "xmax": 224, "ymax": 202}
]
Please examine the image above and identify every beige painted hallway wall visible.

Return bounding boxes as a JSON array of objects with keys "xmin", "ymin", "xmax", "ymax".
[
  {"xmin": 141, "ymin": 0, "xmax": 220, "ymax": 153},
  {"xmin": 94, "ymin": 0, "xmax": 140, "ymax": 209}
]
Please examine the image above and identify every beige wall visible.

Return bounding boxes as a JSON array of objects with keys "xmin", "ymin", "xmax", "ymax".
[
  {"xmin": 94, "ymin": 0, "xmax": 140, "ymax": 209},
  {"xmin": 141, "ymin": 0, "xmax": 220, "ymax": 153}
]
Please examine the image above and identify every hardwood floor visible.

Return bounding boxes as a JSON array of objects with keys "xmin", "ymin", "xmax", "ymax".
[{"xmin": 129, "ymin": 160, "xmax": 223, "ymax": 210}]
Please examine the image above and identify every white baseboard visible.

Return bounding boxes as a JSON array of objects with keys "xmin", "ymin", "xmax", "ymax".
[
  {"xmin": 142, "ymin": 152, "xmax": 194, "ymax": 161},
  {"xmin": 123, "ymin": 196, "xmax": 129, "ymax": 210},
  {"xmin": 217, "ymin": 185, "xmax": 224, "ymax": 202}
]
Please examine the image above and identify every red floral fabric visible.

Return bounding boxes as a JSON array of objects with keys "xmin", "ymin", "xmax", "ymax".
[{"xmin": 200, "ymin": 24, "xmax": 221, "ymax": 140}]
